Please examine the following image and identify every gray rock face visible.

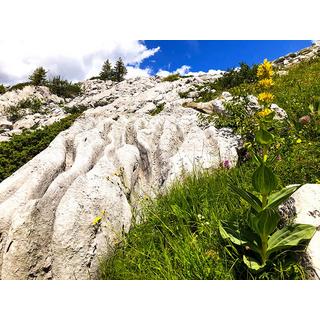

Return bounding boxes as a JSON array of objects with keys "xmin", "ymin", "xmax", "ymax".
[
  {"xmin": 291, "ymin": 184, "xmax": 320, "ymax": 279},
  {"xmin": 0, "ymin": 76, "xmax": 239, "ymax": 279}
]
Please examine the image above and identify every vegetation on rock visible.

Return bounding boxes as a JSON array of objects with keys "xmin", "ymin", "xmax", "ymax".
[
  {"xmin": 161, "ymin": 73, "xmax": 180, "ymax": 82},
  {"xmin": 0, "ymin": 113, "xmax": 81, "ymax": 182},
  {"xmin": 47, "ymin": 76, "xmax": 82, "ymax": 98}
]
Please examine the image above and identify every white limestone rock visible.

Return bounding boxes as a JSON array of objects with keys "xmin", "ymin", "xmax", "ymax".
[{"xmin": 291, "ymin": 184, "xmax": 320, "ymax": 279}]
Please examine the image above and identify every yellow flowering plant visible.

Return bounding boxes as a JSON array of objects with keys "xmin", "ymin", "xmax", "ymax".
[{"xmin": 219, "ymin": 58, "xmax": 316, "ymax": 271}]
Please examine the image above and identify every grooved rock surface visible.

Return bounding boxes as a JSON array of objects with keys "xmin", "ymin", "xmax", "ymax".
[{"xmin": 0, "ymin": 76, "xmax": 239, "ymax": 279}]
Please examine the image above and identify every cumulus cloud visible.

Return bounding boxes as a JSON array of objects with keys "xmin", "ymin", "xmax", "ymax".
[
  {"xmin": 0, "ymin": 37, "xmax": 159, "ymax": 84},
  {"xmin": 126, "ymin": 66, "xmax": 152, "ymax": 78},
  {"xmin": 156, "ymin": 65, "xmax": 224, "ymax": 77}
]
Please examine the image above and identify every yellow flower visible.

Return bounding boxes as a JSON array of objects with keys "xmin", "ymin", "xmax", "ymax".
[
  {"xmin": 258, "ymin": 92, "xmax": 274, "ymax": 105},
  {"xmin": 258, "ymin": 78, "xmax": 274, "ymax": 88},
  {"xmin": 257, "ymin": 107, "xmax": 273, "ymax": 118},
  {"xmin": 257, "ymin": 59, "xmax": 274, "ymax": 79},
  {"xmin": 296, "ymin": 139, "xmax": 302, "ymax": 144},
  {"xmin": 92, "ymin": 216, "xmax": 102, "ymax": 225}
]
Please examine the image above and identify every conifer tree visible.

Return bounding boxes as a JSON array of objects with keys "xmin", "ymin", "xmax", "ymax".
[
  {"xmin": 99, "ymin": 59, "xmax": 113, "ymax": 81},
  {"xmin": 29, "ymin": 67, "xmax": 47, "ymax": 86},
  {"xmin": 113, "ymin": 58, "xmax": 127, "ymax": 82}
]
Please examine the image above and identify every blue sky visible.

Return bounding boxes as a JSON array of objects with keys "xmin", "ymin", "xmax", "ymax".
[{"xmin": 141, "ymin": 40, "xmax": 312, "ymax": 75}]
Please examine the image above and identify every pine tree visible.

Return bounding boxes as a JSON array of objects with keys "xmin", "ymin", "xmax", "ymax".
[
  {"xmin": 113, "ymin": 58, "xmax": 127, "ymax": 82},
  {"xmin": 99, "ymin": 59, "xmax": 113, "ymax": 81},
  {"xmin": 29, "ymin": 67, "xmax": 47, "ymax": 86}
]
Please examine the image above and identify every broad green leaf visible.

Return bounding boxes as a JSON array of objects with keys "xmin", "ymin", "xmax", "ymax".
[
  {"xmin": 265, "ymin": 184, "xmax": 301, "ymax": 209},
  {"xmin": 267, "ymin": 224, "xmax": 316, "ymax": 256},
  {"xmin": 255, "ymin": 129, "xmax": 274, "ymax": 145},
  {"xmin": 229, "ymin": 183, "xmax": 263, "ymax": 212},
  {"xmin": 243, "ymin": 255, "xmax": 265, "ymax": 271},
  {"xmin": 219, "ymin": 222, "xmax": 261, "ymax": 254},
  {"xmin": 219, "ymin": 223, "xmax": 247, "ymax": 246},
  {"xmin": 252, "ymin": 164, "xmax": 277, "ymax": 195},
  {"xmin": 248, "ymin": 210, "xmax": 280, "ymax": 238}
]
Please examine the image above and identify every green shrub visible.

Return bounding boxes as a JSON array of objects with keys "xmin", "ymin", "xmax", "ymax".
[
  {"xmin": 63, "ymin": 104, "xmax": 89, "ymax": 114},
  {"xmin": 0, "ymin": 113, "xmax": 81, "ymax": 182},
  {"xmin": 47, "ymin": 76, "xmax": 82, "ymax": 98},
  {"xmin": 8, "ymin": 82, "xmax": 31, "ymax": 91},
  {"xmin": 161, "ymin": 74, "xmax": 180, "ymax": 82},
  {"xmin": 0, "ymin": 84, "xmax": 6, "ymax": 94},
  {"xmin": 7, "ymin": 97, "xmax": 44, "ymax": 122},
  {"xmin": 148, "ymin": 102, "xmax": 165, "ymax": 116},
  {"xmin": 196, "ymin": 63, "xmax": 258, "ymax": 102}
]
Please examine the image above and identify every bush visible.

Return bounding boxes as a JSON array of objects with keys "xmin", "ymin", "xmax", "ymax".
[
  {"xmin": 148, "ymin": 102, "xmax": 165, "ymax": 116},
  {"xmin": 8, "ymin": 82, "xmax": 31, "ymax": 92},
  {"xmin": 0, "ymin": 84, "xmax": 6, "ymax": 94},
  {"xmin": 196, "ymin": 63, "xmax": 258, "ymax": 102},
  {"xmin": 47, "ymin": 76, "xmax": 82, "ymax": 98},
  {"xmin": 0, "ymin": 113, "xmax": 81, "ymax": 182},
  {"xmin": 161, "ymin": 74, "xmax": 180, "ymax": 82},
  {"xmin": 6, "ymin": 97, "xmax": 44, "ymax": 122}
]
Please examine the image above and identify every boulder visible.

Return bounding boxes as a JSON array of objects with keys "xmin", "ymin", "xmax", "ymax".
[
  {"xmin": 291, "ymin": 184, "xmax": 320, "ymax": 278},
  {"xmin": 0, "ymin": 117, "xmax": 13, "ymax": 130}
]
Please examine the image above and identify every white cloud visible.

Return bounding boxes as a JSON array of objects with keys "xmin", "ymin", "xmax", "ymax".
[
  {"xmin": 0, "ymin": 37, "xmax": 159, "ymax": 84},
  {"xmin": 156, "ymin": 65, "xmax": 225, "ymax": 78},
  {"xmin": 175, "ymin": 65, "xmax": 191, "ymax": 76},
  {"xmin": 156, "ymin": 70, "xmax": 172, "ymax": 77},
  {"xmin": 126, "ymin": 66, "xmax": 152, "ymax": 78}
]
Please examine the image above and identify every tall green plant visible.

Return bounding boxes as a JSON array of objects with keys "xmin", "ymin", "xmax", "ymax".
[{"xmin": 219, "ymin": 59, "xmax": 316, "ymax": 271}]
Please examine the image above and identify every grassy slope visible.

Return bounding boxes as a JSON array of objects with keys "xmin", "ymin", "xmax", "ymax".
[{"xmin": 99, "ymin": 56, "xmax": 320, "ymax": 280}]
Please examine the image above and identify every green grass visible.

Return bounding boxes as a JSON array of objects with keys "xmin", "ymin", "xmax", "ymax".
[
  {"xmin": 148, "ymin": 102, "xmax": 165, "ymax": 116},
  {"xmin": 0, "ymin": 113, "xmax": 81, "ymax": 182},
  {"xmin": 161, "ymin": 74, "xmax": 180, "ymax": 82},
  {"xmin": 99, "ymin": 165, "xmax": 309, "ymax": 280}
]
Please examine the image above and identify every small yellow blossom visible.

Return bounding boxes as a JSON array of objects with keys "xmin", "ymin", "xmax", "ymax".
[
  {"xmin": 257, "ymin": 59, "xmax": 274, "ymax": 79},
  {"xmin": 258, "ymin": 92, "xmax": 274, "ymax": 105},
  {"xmin": 296, "ymin": 139, "xmax": 302, "ymax": 144},
  {"xmin": 92, "ymin": 216, "xmax": 102, "ymax": 226},
  {"xmin": 257, "ymin": 107, "xmax": 273, "ymax": 118},
  {"xmin": 258, "ymin": 78, "xmax": 274, "ymax": 88}
]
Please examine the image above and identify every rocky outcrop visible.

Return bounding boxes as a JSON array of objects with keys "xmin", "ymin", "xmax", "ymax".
[
  {"xmin": 273, "ymin": 41, "xmax": 320, "ymax": 70},
  {"xmin": 0, "ymin": 76, "xmax": 239, "ymax": 279},
  {"xmin": 0, "ymin": 86, "xmax": 66, "ymax": 140},
  {"xmin": 291, "ymin": 184, "xmax": 320, "ymax": 279}
]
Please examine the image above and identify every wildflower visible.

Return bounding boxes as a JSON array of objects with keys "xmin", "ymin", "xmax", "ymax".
[
  {"xmin": 92, "ymin": 216, "xmax": 102, "ymax": 226},
  {"xmin": 256, "ymin": 107, "xmax": 273, "ymax": 118},
  {"xmin": 298, "ymin": 115, "xmax": 311, "ymax": 125},
  {"xmin": 258, "ymin": 92, "xmax": 274, "ymax": 105},
  {"xmin": 257, "ymin": 59, "xmax": 274, "ymax": 79},
  {"xmin": 296, "ymin": 139, "xmax": 302, "ymax": 144},
  {"xmin": 223, "ymin": 159, "xmax": 231, "ymax": 169},
  {"xmin": 258, "ymin": 78, "xmax": 274, "ymax": 88}
]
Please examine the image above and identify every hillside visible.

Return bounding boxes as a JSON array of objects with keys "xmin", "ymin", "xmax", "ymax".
[{"xmin": 0, "ymin": 43, "xmax": 319, "ymax": 279}]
